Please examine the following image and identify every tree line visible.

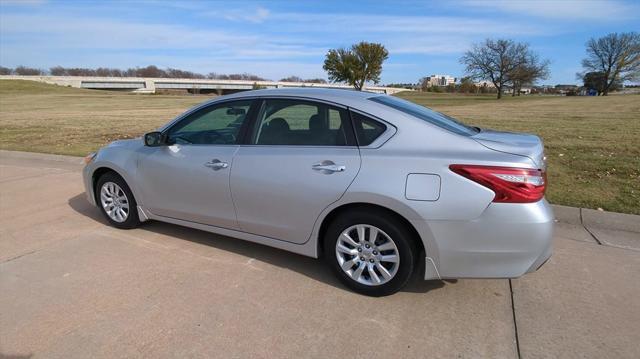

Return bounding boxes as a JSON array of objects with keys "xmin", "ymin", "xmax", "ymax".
[
  {"xmin": 0, "ymin": 65, "xmax": 268, "ymax": 80},
  {"xmin": 0, "ymin": 65, "xmax": 328, "ymax": 83}
]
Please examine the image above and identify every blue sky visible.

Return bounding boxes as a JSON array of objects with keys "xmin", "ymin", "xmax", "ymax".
[{"xmin": 1, "ymin": 0, "xmax": 638, "ymax": 85}]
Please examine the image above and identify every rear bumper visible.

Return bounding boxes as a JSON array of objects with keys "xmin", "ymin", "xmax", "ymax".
[{"xmin": 415, "ymin": 199, "xmax": 554, "ymax": 280}]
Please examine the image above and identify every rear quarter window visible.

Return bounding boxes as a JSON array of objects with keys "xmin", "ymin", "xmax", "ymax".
[{"xmin": 350, "ymin": 111, "xmax": 387, "ymax": 146}]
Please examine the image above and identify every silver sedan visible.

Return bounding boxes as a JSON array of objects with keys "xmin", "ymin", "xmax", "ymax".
[{"xmin": 83, "ymin": 88, "xmax": 553, "ymax": 296}]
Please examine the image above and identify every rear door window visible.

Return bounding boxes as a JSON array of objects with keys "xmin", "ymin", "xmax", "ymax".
[{"xmin": 251, "ymin": 99, "xmax": 354, "ymax": 146}]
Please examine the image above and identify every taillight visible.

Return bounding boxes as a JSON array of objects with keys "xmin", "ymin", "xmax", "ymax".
[{"xmin": 449, "ymin": 164, "xmax": 546, "ymax": 203}]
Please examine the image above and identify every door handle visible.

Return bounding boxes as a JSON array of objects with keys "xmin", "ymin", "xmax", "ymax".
[
  {"xmin": 204, "ymin": 159, "xmax": 228, "ymax": 170},
  {"xmin": 312, "ymin": 162, "xmax": 346, "ymax": 173}
]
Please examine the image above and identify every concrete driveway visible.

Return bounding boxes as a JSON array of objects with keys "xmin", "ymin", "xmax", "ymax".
[{"xmin": 1, "ymin": 151, "xmax": 639, "ymax": 359}]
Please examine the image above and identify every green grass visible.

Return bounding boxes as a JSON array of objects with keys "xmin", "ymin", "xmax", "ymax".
[
  {"xmin": 0, "ymin": 80, "xmax": 204, "ymax": 156},
  {"xmin": 1, "ymin": 80, "xmax": 638, "ymax": 214}
]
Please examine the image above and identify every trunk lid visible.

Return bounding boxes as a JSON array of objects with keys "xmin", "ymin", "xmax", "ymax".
[{"xmin": 472, "ymin": 129, "xmax": 546, "ymax": 169}]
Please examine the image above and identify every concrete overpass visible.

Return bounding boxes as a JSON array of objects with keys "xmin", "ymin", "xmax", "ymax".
[{"xmin": 0, "ymin": 75, "xmax": 410, "ymax": 95}]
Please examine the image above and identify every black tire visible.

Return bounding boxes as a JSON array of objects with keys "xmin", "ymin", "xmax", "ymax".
[
  {"xmin": 324, "ymin": 209, "xmax": 416, "ymax": 296},
  {"xmin": 95, "ymin": 171, "xmax": 141, "ymax": 229}
]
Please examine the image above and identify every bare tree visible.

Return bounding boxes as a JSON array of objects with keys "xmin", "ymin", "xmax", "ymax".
[
  {"xmin": 66, "ymin": 68, "xmax": 96, "ymax": 76},
  {"xmin": 14, "ymin": 66, "xmax": 43, "ymax": 76},
  {"xmin": 323, "ymin": 41, "xmax": 388, "ymax": 90},
  {"xmin": 579, "ymin": 32, "xmax": 640, "ymax": 95},
  {"xmin": 49, "ymin": 66, "xmax": 67, "ymax": 76},
  {"xmin": 304, "ymin": 78, "xmax": 327, "ymax": 84},
  {"xmin": 135, "ymin": 65, "xmax": 166, "ymax": 78},
  {"xmin": 280, "ymin": 75, "xmax": 303, "ymax": 82},
  {"xmin": 225, "ymin": 73, "xmax": 265, "ymax": 81},
  {"xmin": 243, "ymin": 73, "xmax": 266, "ymax": 81},
  {"xmin": 207, "ymin": 72, "xmax": 229, "ymax": 80},
  {"xmin": 417, "ymin": 77, "xmax": 431, "ymax": 92},
  {"xmin": 0, "ymin": 66, "xmax": 12, "ymax": 75},
  {"xmin": 280, "ymin": 76, "xmax": 327, "ymax": 83},
  {"xmin": 166, "ymin": 68, "xmax": 205, "ymax": 79},
  {"xmin": 509, "ymin": 53, "xmax": 550, "ymax": 96},
  {"xmin": 458, "ymin": 76, "xmax": 478, "ymax": 94},
  {"xmin": 95, "ymin": 67, "xmax": 124, "ymax": 77},
  {"xmin": 460, "ymin": 39, "xmax": 530, "ymax": 99}
]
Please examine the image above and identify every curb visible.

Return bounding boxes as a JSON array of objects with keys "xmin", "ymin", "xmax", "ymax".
[
  {"xmin": 1, "ymin": 150, "xmax": 638, "ymax": 234},
  {"xmin": 551, "ymin": 204, "xmax": 640, "ymax": 233},
  {"xmin": 0, "ymin": 149, "xmax": 83, "ymax": 164}
]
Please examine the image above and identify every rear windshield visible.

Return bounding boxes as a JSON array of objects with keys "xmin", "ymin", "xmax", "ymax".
[{"xmin": 369, "ymin": 96, "xmax": 478, "ymax": 136}]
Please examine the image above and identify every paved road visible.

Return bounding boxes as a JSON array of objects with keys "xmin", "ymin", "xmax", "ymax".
[{"xmin": 1, "ymin": 152, "xmax": 639, "ymax": 359}]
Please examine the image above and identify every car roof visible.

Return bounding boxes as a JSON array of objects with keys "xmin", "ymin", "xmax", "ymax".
[{"xmin": 217, "ymin": 87, "xmax": 382, "ymax": 106}]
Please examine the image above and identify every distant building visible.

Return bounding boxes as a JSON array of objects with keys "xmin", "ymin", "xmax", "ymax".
[
  {"xmin": 554, "ymin": 84, "xmax": 580, "ymax": 95},
  {"xmin": 519, "ymin": 87, "xmax": 532, "ymax": 95},
  {"xmin": 554, "ymin": 84, "xmax": 579, "ymax": 90},
  {"xmin": 424, "ymin": 74, "xmax": 457, "ymax": 87},
  {"xmin": 475, "ymin": 80, "xmax": 496, "ymax": 88}
]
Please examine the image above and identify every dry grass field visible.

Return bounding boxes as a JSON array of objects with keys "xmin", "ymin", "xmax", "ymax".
[
  {"xmin": 1, "ymin": 80, "xmax": 638, "ymax": 214},
  {"xmin": 397, "ymin": 91, "xmax": 640, "ymax": 215}
]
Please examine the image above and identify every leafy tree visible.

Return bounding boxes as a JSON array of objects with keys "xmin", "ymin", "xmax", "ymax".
[
  {"xmin": 578, "ymin": 32, "xmax": 640, "ymax": 95},
  {"xmin": 323, "ymin": 41, "xmax": 388, "ymax": 90},
  {"xmin": 460, "ymin": 39, "xmax": 530, "ymax": 99},
  {"xmin": 582, "ymin": 72, "xmax": 607, "ymax": 95},
  {"xmin": 0, "ymin": 66, "xmax": 12, "ymax": 75}
]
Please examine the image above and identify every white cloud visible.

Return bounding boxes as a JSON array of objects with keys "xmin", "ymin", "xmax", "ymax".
[
  {"xmin": 463, "ymin": 0, "xmax": 639, "ymax": 21},
  {"xmin": 219, "ymin": 6, "xmax": 271, "ymax": 23},
  {"xmin": 1, "ymin": 10, "xmax": 536, "ymax": 62},
  {"xmin": 268, "ymin": 12, "xmax": 546, "ymax": 36},
  {"xmin": 0, "ymin": 14, "xmax": 260, "ymax": 50},
  {"xmin": 0, "ymin": 0, "xmax": 47, "ymax": 6}
]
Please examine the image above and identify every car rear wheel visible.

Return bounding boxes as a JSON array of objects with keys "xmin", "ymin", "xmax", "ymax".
[
  {"xmin": 324, "ymin": 210, "xmax": 415, "ymax": 296},
  {"xmin": 96, "ymin": 172, "xmax": 140, "ymax": 229}
]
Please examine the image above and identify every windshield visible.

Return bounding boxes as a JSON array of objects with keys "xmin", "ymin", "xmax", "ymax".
[{"xmin": 369, "ymin": 96, "xmax": 479, "ymax": 136}]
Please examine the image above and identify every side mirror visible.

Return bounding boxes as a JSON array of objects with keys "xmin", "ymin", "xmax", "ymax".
[{"xmin": 144, "ymin": 131, "xmax": 167, "ymax": 147}]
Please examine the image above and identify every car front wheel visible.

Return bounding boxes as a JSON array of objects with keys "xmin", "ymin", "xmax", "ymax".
[
  {"xmin": 324, "ymin": 210, "xmax": 416, "ymax": 296},
  {"xmin": 96, "ymin": 172, "xmax": 141, "ymax": 229}
]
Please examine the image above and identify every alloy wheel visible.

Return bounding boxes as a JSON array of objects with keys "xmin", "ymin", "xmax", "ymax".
[
  {"xmin": 335, "ymin": 224, "xmax": 400, "ymax": 286},
  {"xmin": 100, "ymin": 181, "xmax": 130, "ymax": 223}
]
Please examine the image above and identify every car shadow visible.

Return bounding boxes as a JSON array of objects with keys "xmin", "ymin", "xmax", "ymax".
[{"xmin": 68, "ymin": 193, "xmax": 447, "ymax": 295}]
